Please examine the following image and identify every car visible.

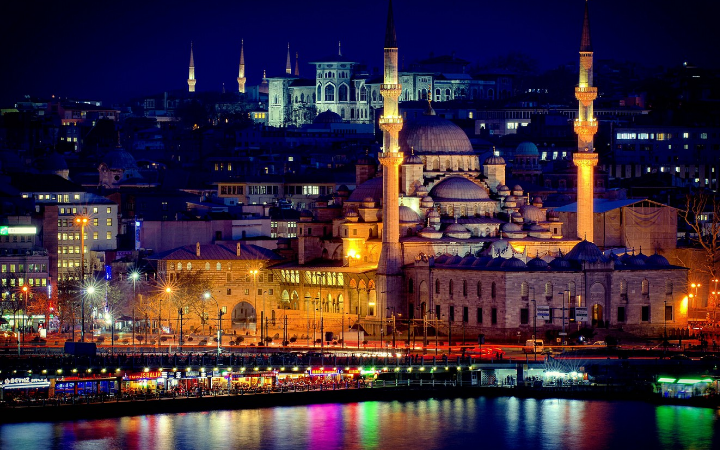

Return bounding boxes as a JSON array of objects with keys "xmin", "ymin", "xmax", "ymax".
[
  {"xmin": 466, "ymin": 347, "xmax": 505, "ymax": 359},
  {"xmin": 669, "ymin": 354, "xmax": 691, "ymax": 360},
  {"xmin": 592, "ymin": 341, "xmax": 606, "ymax": 346}
]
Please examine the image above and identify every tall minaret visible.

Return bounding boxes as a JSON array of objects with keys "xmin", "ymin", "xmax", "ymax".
[
  {"xmin": 188, "ymin": 42, "xmax": 196, "ymax": 93},
  {"xmin": 377, "ymin": 0, "xmax": 404, "ymax": 318},
  {"xmin": 285, "ymin": 43, "xmax": 292, "ymax": 75},
  {"xmin": 573, "ymin": 0, "xmax": 598, "ymax": 242},
  {"xmin": 294, "ymin": 52, "xmax": 300, "ymax": 77},
  {"xmin": 237, "ymin": 40, "xmax": 246, "ymax": 93}
]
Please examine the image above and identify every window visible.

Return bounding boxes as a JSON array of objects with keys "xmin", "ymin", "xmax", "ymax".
[
  {"xmin": 641, "ymin": 305, "xmax": 650, "ymax": 322},
  {"xmin": 521, "ymin": 282, "xmax": 529, "ymax": 300},
  {"xmin": 339, "ymin": 84, "xmax": 348, "ymax": 101},
  {"xmin": 477, "ymin": 281, "xmax": 482, "ymax": 298},
  {"xmin": 435, "ymin": 279, "xmax": 440, "ymax": 294},
  {"xmin": 617, "ymin": 307, "xmax": 626, "ymax": 322},
  {"xmin": 520, "ymin": 308, "xmax": 529, "ymax": 325},
  {"xmin": 491, "ymin": 308, "xmax": 497, "ymax": 325},
  {"xmin": 545, "ymin": 282, "xmax": 553, "ymax": 299},
  {"xmin": 449, "ymin": 280, "xmax": 454, "ymax": 298},
  {"xmin": 462, "ymin": 280, "xmax": 467, "ymax": 297},
  {"xmin": 106, "ymin": 231, "xmax": 112, "ymax": 240},
  {"xmin": 92, "ymin": 207, "xmax": 98, "ymax": 214},
  {"xmin": 106, "ymin": 218, "xmax": 112, "ymax": 226},
  {"xmin": 477, "ymin": 307, "xmax": 483, "ymax": 324},
  {"xmin": 449, "ymin": 306, "xmax": 455, "ymax": 322},
  {"xmin": 641, "ymin": 279, "xmax": 649, "ymax": 296},
  {"xmin": 463, "ymin": 306, "xmax": 468, "ymax": 323},
  {"xmin": 491, "ymin": 282, "xmax": 496, "ymax": 299},
  {"xmin": 227, "ymin": 289, "xmax": 232, "ymax": 295},
  {"xmin": 435, "ymin": 305, "xmax": 441, "ymax": 321},
  {"xmin": 187, "ymin": 262, "xmax": 192, "ymax": 271},
  {"xmin": 93, "ymin": 232, "xmax": 98, "ymax": 240},
  {"xmin": 93, "ymin": 218, "xmax": 99, "ymax": 226},
  {"xmin": 665, "ymin": 305, "xmax": 673, "ymax": 321},
  {"xmin": 324, "ymin": 84, "xmax": 335, "ymax": 102},
  {"xmin": 244, "ymin": 289, "xmax": 249, "ymax": 295},
  {"xmin": 408, "ymin": 279, "xmax": 414, "ymax": 294}
]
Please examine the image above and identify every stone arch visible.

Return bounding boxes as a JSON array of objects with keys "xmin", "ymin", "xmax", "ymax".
[
  {"xmin": 589, "ymin": 282, "xmax": 606, "ymax": 326},
  {"xmin": 419, "ymin": 280, "xmax": 429, "ymax": 309},
  {"xmin": 337, "ymin": 294, "xmax": 344, "ymax": 313},
  {"xmin": 291, "ymin": 290, "xmax": 299, "ymax": 310},
  {"xmin": 230, "ymin": 300, "xmax": 257, "ymax": 333}
]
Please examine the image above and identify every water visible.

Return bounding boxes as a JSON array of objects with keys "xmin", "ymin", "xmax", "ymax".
[{"xmin": 2, "ymin": 398, "xmax": 719, "ymax": 450}]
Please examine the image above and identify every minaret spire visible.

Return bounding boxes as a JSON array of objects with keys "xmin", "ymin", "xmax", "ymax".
[
  {"xmin": 377, "ymin": 0, "xmax": 404, "ymax": 319},
  {"xmin": 188, "ymin": 42, "xmax": 196, "ymax": 93},
  {"xmin": 294, "ymin": 52, "xmax": 300, "ymax": 76},
  {"xmin": 285, "ymin": 43, "xmax": 292, "ymax": 74},
  {"xmin": 573, "ymin": 0, "xmax": 598, "ymax": 243},
  {"xmin": 338, "ymin": 41, "xmax": 342, "ymax": 57},
  {"xmin": 237, "ymin": 39, "xmax": 246, "ymax": 93}
]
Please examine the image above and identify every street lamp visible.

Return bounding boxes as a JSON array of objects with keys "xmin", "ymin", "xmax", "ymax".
[
  {"xmin": 529, "ymin": 287, "xmax": 537, "ymax": 361},
  {"xmin": 691, "ymin": 283, "xmax": 701, "ymax": 309},
  {"xmin": 20, "ymin": 285, "xmax": 29, "ymax": 355},
  {"xmin": 204, "ymin": 292, "xmax": 225, "ymax": 355},
  {"xmin": 129, "ymin": 271, "xmax": 140, "ymax": 348},
  {"xmin": 75, "ymin": 215, "xmax": 89, "ymax": 341},
  {"xmin": 85, "ymin": 284, "xmax": 97, "ymax": 344},
  {"xmin": 250, "ymin": 269, "xmax": 258, "ymax": 336},
  {"xmin": 178, "ymin": 305, "xmax": 188, "ymax": 351},
  {"xmin": 159, "ymin": 287, "xmax": 171, "ymax": 348}
]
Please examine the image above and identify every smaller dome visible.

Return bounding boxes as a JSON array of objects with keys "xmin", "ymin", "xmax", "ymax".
[
  {"xmin": 39, "ymin": 152, "xmax": 69, "ymax": 172},
  {"xmin": 314, "ymin": 110, "xmax": 342, "ymax": 124},
  {"xmin": 527, "ymin": 224, "xmax": 546, "ymax": 232},
  {"xmin": 550, "ymin": 255, "xmax": 572, "ymax": 270},
  {"xmin": 533, "ymin": 196, "xmax": 543, "ymax": 204},
  {"xmin": 501, "ymin": 256, "xmax": 527, "ymax": 269},
  {"xmin": 428, "ymin": 210, "xmax": 440, "ymax": 219},
  {"xmin": 404, "ymin": 153, "xmax": 423, "ymax": 165},
  {"xmin": 399, "ymin": 206, "xmax": 421, "ymax": 223},
  {"xmin": 484, "ymin": 155, "xmax": 506, "ymax": 165},
  {"xmin": 473, "ymin": 256, "xmax": 493, "ymax": 267},
  {"xmin": 647, "ymin": 252, "xmax": 670, "ymax": 266},
  {"xmin": 338, "ymin": 184, "xmax": 349, "ymax": 193},
  {"xmin": 519, "ymin": 204, "xmax": 545, "ymax": 223},
  {"xmin": 625, "ymin": 255, "xmax": 646, "ymax": 266},
  {"xmin": 527, "ymin": 256, "xmax": 549, "ymax": 270},
  {"xmin": 419, "ymin": 227, "xmax": 443, "ymax": 239},
  {"xmin": 487, "ymin": 257, "xmax": 505, "ymax": 268},
  {"xmin": 513, "ymin": 184, "xmax": 523, "ymax": 192},
  {"xmin": 515, "ymin": 141, "xmax": 540, "ymax": 156},
  {"xmin": 345, "ymin": 209, "xmax": 358, "ymax": 217},
  {"xmin": 502, "ymin": 222, "xmax": 522, "ymax": 232},
  {"xmin": 566, "ymin": 240, "xmax": 605, "ymax": 263},
  {"xmin": 445, "ymin": 223, "xmax": 468, "ymax": 233}
]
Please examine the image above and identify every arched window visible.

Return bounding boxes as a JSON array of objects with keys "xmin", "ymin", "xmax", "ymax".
[
  {"xmin": 177, "ymin": 262, "xmax": 183, "ymax": 271},
  {"xmin": 294, "ymin": 96, "xmax": 298, "ymax": 103},
  {"xmin": 521, "ymin": 282, "xmax": 529, "ymax": 300},
  {"xmin": 445, "ymin": 88, "xmax": 451, "ymax": 100},
  {"xmin": 325, "ymin": 84, "xmax": 335, "ymax": 102},
  {"xmin": 340, "ymin": 108, "xmax": 345, "ymax": 119},
  {"xmin": 372, "ymin": 90, "xmax": 378, "ymax": 102},
  {"xmin": 435, "ymin": 88, "xmax": 440, "ymax": 101},
  {"xmin": 435, "ymin": 279, "xmax": 440, "ymax": 294},
  {"xmin": 300, "ymin": 93, "xmax": 305, "ymax": 103},
  {"xmin": 186, "ymin": 262, "xmax": 192, "ymax": 271},
  {"xmin": 273, "ymin": 95, "xmax": 278, "ymax": 105},
  {"xmin": 205, "ymin": 262, "xmax": 210, "ymax": 270},
  {"xmin": 216, "ymin": 262, "xmax": 221, "ymax": 271},
  {"xmin": 620, "ymin": 280, "xmax": 628, "ymax": 298},
  {"xmin": 350, "ymin": 109, "xmax": 355, "ymax": 119},
  {"xmin": 449, "ymin": 280, "xmax": 454, "ymax": 298},
  {"xmin": 665, "ymin": 280, "xmax": 673, "ymax": 295},
  {"xmin": 339, "ymin": 84, "xmax": 348, "ymax": 102},
  {"xmin": 544, "ymin": 282, "xmax": 553, "ymax": 299},
  {"xmin": 487, "ymin": 88, "xmax": 494, "ymax": 99},
  {"xmin": 462, "ymin": 280, "xmax": 467, "ymax": 297},
  {"xmin": 491, "ymin": 282, "xmax": 496, "ymax": 299},
  {"xmin": 408, "ymin": 278, "xmax": 414, "ymax": 294},
  {"xmin": 477, "ymin": 281, "xmax": 482, "ymax": 298},
  {"xmin": 317, "ymin": 85, "xmax": 322, "ymax": 101},
  {"xmin": 642, "ymin": 279, "xmax": 649, "ymax": 296}
]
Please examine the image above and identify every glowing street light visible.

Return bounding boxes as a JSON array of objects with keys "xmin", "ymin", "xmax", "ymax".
[{"xmin": 75, "ymin": 215, "xmax": 89, "ymax": 342}]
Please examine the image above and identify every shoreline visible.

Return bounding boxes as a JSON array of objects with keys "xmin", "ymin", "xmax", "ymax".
[{"xmin": 1, "ymin": 386, "xmax": 717, "ymax": 424}]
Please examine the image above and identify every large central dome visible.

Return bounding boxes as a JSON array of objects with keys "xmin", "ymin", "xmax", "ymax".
[
  {"xmin": 429, "ymin": 177, "xmax": 489, "ymax": 201},
  {"xmin": 399, "ymin": 108, "xmax": 474, "ymax": 156}
]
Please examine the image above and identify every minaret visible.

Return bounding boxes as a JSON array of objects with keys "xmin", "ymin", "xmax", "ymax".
[
  {"xmin": 294, "ymin": 52, "xmax": 300, "ymax": 77},
  {"xmin": 237, "ymin": 39, "xmax": 246, "ymax": 93},
  {"xmin": 573, "ymin": 0, "xmax": 598, "ymax": 242},
  {"xmin": 285, "ymin": 43, "xmax": 292, "ymax": 75},
  {"xmin": 377, "ymin": 0, "xmax": 404, "ymax": 317},
  {"xmin": 188, "ymin": 42, "xmax": 196, "ymax": 93}
]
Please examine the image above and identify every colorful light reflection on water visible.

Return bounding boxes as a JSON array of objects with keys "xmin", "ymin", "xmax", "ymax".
[{"xmin": 1, "ymin": 398, "xmax": 719, "ymax": 450}]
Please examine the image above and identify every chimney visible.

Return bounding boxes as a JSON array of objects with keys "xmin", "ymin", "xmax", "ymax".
[
  {"xmin": 236, "ymin": 242, "xmax": 241, "ymax": 257},
  {"xmin": 196, "ymin": 242, "xmax": 200, "ymax": 257}
]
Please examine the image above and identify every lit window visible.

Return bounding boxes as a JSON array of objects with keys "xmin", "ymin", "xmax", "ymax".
[
  {"xmin": 107, "ymin": 207, "xmax": 111, "ymax": 213},
  {"xmin": 468, "ymin": 112, "xmax": 473, "ymax": 119},
  {"xmin": 701, "ymin": 133, "xmax": 708, "ymax": 139},
  {"xmin": 106, "ymin": 218, "xmax": 112, "ymax": 226},
  {"xmin": 683, "ymin": 132, "xmax": 690, "ymax": 139},
  {"xmin": 93, "ymin": 232, "xmax": 98, "ymax": 240},
  {"xmin": 675, "ymin": 167, "xmax": 680, "ymax": 173},
  {"xmin": 93, "ymin": 207, "xmax": 98, "ymax": 213}
]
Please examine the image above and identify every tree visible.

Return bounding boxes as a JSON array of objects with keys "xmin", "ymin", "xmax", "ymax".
[{"xmin": 682, "ymin": 190, "xmax": 720, "ymax": 280}]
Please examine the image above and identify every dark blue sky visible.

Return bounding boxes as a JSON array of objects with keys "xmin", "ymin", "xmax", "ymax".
[{"xmin": 1, "ymin": 0, "xmax": 717, "ymax": 107}]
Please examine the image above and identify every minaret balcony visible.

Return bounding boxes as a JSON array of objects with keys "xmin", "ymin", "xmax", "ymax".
[
  {"xmin": 381, "ymin": 84, "xmax": 402, "ymax": 99},
  {"xmin": 575, "ymin": 87, "xmax": 597, "ymax": 106},
  {"xmin": 574, "ymin": 119, "xmax": 598, "ymax": 137}
]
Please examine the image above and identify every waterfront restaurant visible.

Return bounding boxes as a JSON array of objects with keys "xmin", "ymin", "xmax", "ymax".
[
  {"xmin": 122, "ymin": 370, "xmax": 163, "ymax": 393},
  {"xmin": 656, "ymin": 375, "xmax": 719, "ymax": 399},
  {"xmin": 51, "ymin": 375, "xmax": 120, "ymax": 398},
  {"xmin": 231, "ymin": 369, "xmax": 277, "ymax": 390},
  {"xmin": 1, "ymin": 377, "xmax": 51, "ymax": 401}
]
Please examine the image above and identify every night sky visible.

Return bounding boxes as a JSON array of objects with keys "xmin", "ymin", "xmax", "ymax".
[{"xmin": 1, "ymin": 0, "xmax": 717, "ymax": 107}]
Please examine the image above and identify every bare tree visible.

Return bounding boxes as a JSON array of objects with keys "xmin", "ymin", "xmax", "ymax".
[{"xmin": 682, "ymin": 191, "xmax": 720, "ymax": 280}]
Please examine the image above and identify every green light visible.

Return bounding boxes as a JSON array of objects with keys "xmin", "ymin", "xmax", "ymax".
[
  {"xmin": 677, "ymin": 378, "xmax": 702, "ymax": 384},
  {"xmin": 658, "ymin": 377, "xmax": 676, "ymax": 383}
]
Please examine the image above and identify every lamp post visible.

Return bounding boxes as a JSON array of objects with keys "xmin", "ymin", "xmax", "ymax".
[
  {"xmin": 664, "ymin": 299, "xmax": 668, "ymax": 343},
  {"xmin": 159, "ymin": 287, "xmax": 171, "ymax": 349},
  {"xmin": 691, "ymin": 283, "xmax": 701, "ymax": 309},
  {"xmin": 204, "ymin": 292, "xmax": 225, "ymax": 356},
  {"xmin": 529, "ymin": 287, "xmax": 537, "ymax": 361},
  {"xmin": 178, "ymin": 306, "xmax": 188, "ymax": 352},
  {"xmin": 129, "ymin": 271, "xmax": 140, "ymax": 349},
  {"xmin": 20, "ymin": 285, "xmax": 29, "ymax": 355},
  {"xmin": 75, "ymin": 215, "xmax": 88, "ymax": 342},
  {"xmin": 713, "ymin": 279, "xmax": 719, "ymax": 323},
  {"xmin": 558, "ymin": 290, "xmax": 569, "ymax": 337},
  {"xmin": 105, "ymin": 309, "xmax": 114, "ymax": 355},
  {"xmin": 386, "ymin": 307, "xmax": 397, "ymax": 349},
  {"xmin": 250, "ymin": 269, "xmax": 258, "ymax": 336}
]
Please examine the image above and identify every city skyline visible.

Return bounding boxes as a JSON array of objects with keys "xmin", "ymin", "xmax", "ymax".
[{"xmin": 2, "ymin": 0, "xmax": 717, "ymax": 106}]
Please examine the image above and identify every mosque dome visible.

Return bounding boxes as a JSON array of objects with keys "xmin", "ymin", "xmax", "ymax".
[
  {"xmin": 404, "ymin": 153, "xmax": 423, "ymax": 165},
  {"xmin": 473, "ymin": 256, "xmax": 493, "ymax": 267},
  {"xmin": 501, "ymin": 256, "xmax": 527, "ymax": 269},
  {"xmin": 549, "ymin": 255, "xmax": 572, "ymax": 270},
  {"xmin": 314, "ymin": 110, "xmax": 342, "ymax": 124},
  {"xmin": 502, "ymin": 222, "xmax": 522, "ymax": 232},
  {"xmin": 337, "ymin": 185, "xmax": 349, "ymax": 194},
  {"xmin": 348, "ymin": 177, "xmax": 383, "ymax": 202},
  {"xmin": 484, "ymin": 155, "xmax": 506, "ymax": 165},
  {"xmin": 625, "ymin": 254, "xmax": 646, "ymax": 267},
  {"xmin": 444, "ymin": 223, "xmax": 472, "ymax": 239},
  {"xmin": 345, "ymin": 209, "xmax": 359, "ymax": 217},
  {"xmin": 519, "ymin": 204, "xmax": 545, "ymax": 223},
  {"xmin": 419, "ymin": 227, "xmax": 443, "ymax": 239},
  {"xmin": 399, "ymin": 206, "xmax": 421, "ymax": 223},
  {"xmin": 487, "ymin": 257, "xmax": 506, "ymax": 268},
  {"xmin": 428, "ymin": 209, "xmax": 440, "ymax": 219},
  {"xmin": 515, "ymin": 141, "xmax": 540, "ymax": 156},
  {"xmin": 513, "ymin": 184, "xmax": 523, "ymax": 192},
  {"xmin": 527, "ymin": 256, "xmax": 549, "ymax": 270},
  {"xmin": 420, "ymin": 196, "xmax": 434, "ymax": 208},
  {"xmin": 399, "ymin": 108, "xmax": 475, "ymax": 156},
  {"xmin": 102, "ymin": 148, "xmax": 138, "ymax": 170},
  {"xmin": 566, "ymin": 240, "xmax": 606, "ymax": 263},
  {"xmin": 429, "ymin": 177, "xmax": 489, "ymax": 201},
  {"xmin": 646, "ymin": 252, "xmax": 670, "ymax": 266}
]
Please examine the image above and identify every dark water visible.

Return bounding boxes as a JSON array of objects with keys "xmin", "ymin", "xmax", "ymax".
[{"xmin": 1, "ymin": 398, "xmax": 719, "ymax": 450}]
